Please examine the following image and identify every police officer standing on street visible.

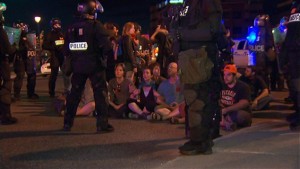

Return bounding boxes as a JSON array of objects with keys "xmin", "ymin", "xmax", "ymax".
[
  {"xmin": 63, "ymin": 0, "xmax": 114, "ymax": 132},
  {"xmin": 43, "ymin": 18, "xmax": 67, "ymax": 97},
  {"xmin": 169, "ymin": 0, "xmax": 224, "ymax": 155},
  {"xmin": 281, "ymin": 0, "xmax": 300, "ymax": 131},
  {"xmin": 0, "ymin": 2, "xmax": 17, "ymax": 124},
  {"xmin": 12, "ymin": 21, "xmax": 39, "ymax": 100}
]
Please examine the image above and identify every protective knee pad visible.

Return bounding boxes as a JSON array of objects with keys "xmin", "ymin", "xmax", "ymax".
[{"xmin": 188, "ymin": 99, "xmax": 205, "ymax": 128}]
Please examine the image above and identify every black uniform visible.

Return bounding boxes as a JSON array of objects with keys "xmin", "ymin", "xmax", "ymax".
[
  {"xmin": 281, "ymin": 0, "xmax": 300, "ymax": 130},
  {"xmin": 170, "ymin": 0, "xmax": 223, "ymax": 155},
  {"xmin": 13, "ymin": 32, "xmax": 38, "ymax": 100},
  {"xmin": 63, "ymin": 16, "xmax": 114, "ymax": 132},
  {"xmin": 43, "ymin": 30, "xmax": 65, "ymax": 97},
  {"xmin": 0, "ymin": 24, "xmax": 17, "ymax": 124}
]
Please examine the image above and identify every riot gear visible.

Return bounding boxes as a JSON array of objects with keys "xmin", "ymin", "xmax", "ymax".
[
  {"xmin": 50, "ymin": 18, "xmax": 62, "ymax": 32},
  {"xmin": 12, "ymin": 20, "xmax": 39, "ymax": 100},
  {"xmin": 0, "ymin": 2, "xmax": 17, "ymax": 125},
  {"xmin": 281, "ymin": 0, "xmax": 300, "ymax": 130},
  {"xmin": 170, "ymin": 0, "xmax": 223, "ymax": 155},
  {"xmin": 43, "ymin": 18, "xmax": 66, "ymax": 97},
  {"xmin": 247, "ymin": 14, "xmax": 274, "ymax": 87},
  {"xmin": 63, "ymin": 2, "xmax": 114, "ymax": 132},
  {"xmin": 77, "ymin": 0, "xmax": 104, "ymax": 18},
  {"xmin": 254, "ymin": 14, "xmax": 269, "ymax": 27}
]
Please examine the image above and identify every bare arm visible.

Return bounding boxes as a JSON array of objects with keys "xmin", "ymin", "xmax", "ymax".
[{"xmin": 222, "ymin": 99, "xmax": 250, "ymax": 115}]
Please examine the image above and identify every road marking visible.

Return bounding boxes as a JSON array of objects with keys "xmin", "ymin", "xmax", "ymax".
[{"xmin": 215, "ymin": 149, "xmax": 276, "ymax": 155}]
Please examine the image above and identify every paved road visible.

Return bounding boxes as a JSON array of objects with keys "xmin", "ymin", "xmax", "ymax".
[{"xmin": 1, "ymin": 75, "xmax": 299, "ymax": 169}]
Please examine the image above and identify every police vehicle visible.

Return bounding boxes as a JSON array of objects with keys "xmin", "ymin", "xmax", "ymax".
[{"xmin": 232, "ymin": 39, "xmax": 255, "ymax": 68}]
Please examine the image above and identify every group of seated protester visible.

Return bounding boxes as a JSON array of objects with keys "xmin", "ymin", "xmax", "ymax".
[
  {"xmin": 54, "ymin": 63, "xmax": 273, "ymax": 130},
  {"xmin": 55, "ymin": 62, "xmax": 186, "ymax": 124},
  {"xmin": 220, "ymin": 64, "xmax": 273, "ymax": 131}
]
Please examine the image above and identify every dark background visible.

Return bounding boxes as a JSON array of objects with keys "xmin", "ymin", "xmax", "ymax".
[{"xmin": 2, "ymin": 0, "xmax": 159, "ymax": 34}]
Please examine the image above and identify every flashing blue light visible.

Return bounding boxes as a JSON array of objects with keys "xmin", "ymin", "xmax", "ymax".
[
  {"xmin": 246, "ymin": 26, "xmax": 258, "ymax": 44},
  {"xmin": 247, "ymin": 32, "xmax": 257, "ymax": 44}
]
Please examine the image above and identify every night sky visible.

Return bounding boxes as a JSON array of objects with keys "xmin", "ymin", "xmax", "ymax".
[{"xmin": 2, "ymin": 0, "xmax": 158, "ymax": 34}]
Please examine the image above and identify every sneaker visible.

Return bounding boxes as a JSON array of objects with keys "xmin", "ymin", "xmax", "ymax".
[
  {"xmin": 1, "ymin": 117, "xmax": 18, "ymax": 125},
  {"xmin": 97, "ymin": 123, "xmax": 114, "ymax": 133},
  {"xmin": 28, "ymin": 93, "xmax": 39, "ymax": 100},
  {"xmin": 179, "ymin": 140, "xmax": 213, "ymax": 155},
  {"xmin": 128, "ymin": 112, "xmax": 139, "ymax": 119}
]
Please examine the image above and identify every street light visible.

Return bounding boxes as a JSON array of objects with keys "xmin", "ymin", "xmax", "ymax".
[{"xmin": 34, "ymin": 16, "xmax": 41, "ymax": 35}]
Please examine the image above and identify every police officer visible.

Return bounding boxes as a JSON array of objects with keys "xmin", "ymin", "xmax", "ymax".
[
  {"xmin": 0, "ymin": 2, "xmax": 17, "ymax": 124},
  {"xmin": 12, "ymin": 21, "xmax": 39, "ymax": 100},
  {"xmin": 43, "ymin": 18, "xmax": 67, "ymax": 97},
  {"xmin": 170, "ymin": 0, "xmax": 223, "ymax": 155},
  {"xmin": 63, "ymin": 0, "xmax": 114, "ymax": 132},
  {"xmin": 281, "ymin": 0, "xmax": 300, "ymax": 130},
  {"xmin": 248, "ymin": 15, "xmax": 274, "ymax": 87}
]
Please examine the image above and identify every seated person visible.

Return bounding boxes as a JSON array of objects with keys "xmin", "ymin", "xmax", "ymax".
[
  {"xmin": 154, "ymin": 62, "xmax": 185, "ymax": 123},
  {"xmin": 128, "ymin": 67, "xmax": 160, "ymax": 119},
  {"xmin": 56, "ymin": 79, "xmax": 95, "ymax": 116},
  {"xmin": 150, "ymin": 62, "xmax": 166, "ymax": 90},
  {"xmin": 240, "ymin": 66, "xmax": 273, "ymax": 110},
  {"xmin": 220, "ymin": 64, "xmax": 252, "ymax": 131},
  {"xmin": 108, "ymin": 63, "xmax": 134, "ymax": 118}
]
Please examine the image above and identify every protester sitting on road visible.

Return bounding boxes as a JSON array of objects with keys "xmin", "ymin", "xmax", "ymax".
[
  {"xmin": 128, "ymin": 67, "xmax": 161, "ymax": 119},
  {"xmin": 55, "ymin": 79, "xmax": 95, "ymax": 116},
  {"xmin": 240, "ymin": 66, "xmax": 273, "ymax": 110},
  {"xmin": 220, "ymin": 64, "xmax": 252, "ymax": 131},
  {"xmin": 153, "ymin": 62, "xmax": 185, "ymax": 124},
  {"xmin": 150, "ymin": 63, "xmax": 166, "ymax": 90},
  {"xmin": 108, "ymin": 63, "xmax": 134, "ymax": 118}
]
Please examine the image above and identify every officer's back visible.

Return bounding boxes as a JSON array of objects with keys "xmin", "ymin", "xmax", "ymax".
[{"xmin": 65, "ymin": 18, "xmax": 112, "ymax": 74}]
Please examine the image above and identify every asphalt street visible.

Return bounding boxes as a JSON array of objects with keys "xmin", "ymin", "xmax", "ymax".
[{"xmin": 1, "ymin": 75, "xmax": 299, "ymax": 169}]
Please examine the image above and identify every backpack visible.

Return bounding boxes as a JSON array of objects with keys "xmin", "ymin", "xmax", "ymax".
[{"xmin": 178, "ymin": 46, "xmax": 214, "ymax": 84}]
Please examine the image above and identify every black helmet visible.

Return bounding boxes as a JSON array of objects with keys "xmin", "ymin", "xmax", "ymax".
[
  {"xmin": 254, "ymin": 14, "xmax": 269, "ymax": 27},
  {"xmin": 77, "ymin": 0, "xmax": 104, "ymax": 16},
  {"xmin": 13, "ymin": 20, "xmax": 29, "ymax": 33},
  {"xmin": 50, "ymin": 18, "xmax": 62, "ymax": 31}
]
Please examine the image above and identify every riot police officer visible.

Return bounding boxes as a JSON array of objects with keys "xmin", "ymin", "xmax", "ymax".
[
  {"xmin": 43, "ymin": 18, "xmax": 67, "ymax": 97},
  {"xmin": 247, "ymin": 14, "xmax": 274, "ymax": 87},
  {"xmin": 0, "ymin": 2, "xmax": 17, "ymax": 124},
  {"xmin": 12, "ymin": 21, "xmax": 39, "ymax": 100},
  {"xmin": 63, "ymin": 0, "xmax": 114, "ymax": 132},
  {"xmin": 169, "ymin": 0, "xmax": 223, "ymax": 155},
  {"xmin": 281, "ymin": 0, "xmax": 300, "ymax": 131}
]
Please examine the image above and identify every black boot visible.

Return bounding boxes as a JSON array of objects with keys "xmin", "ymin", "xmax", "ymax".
[
  {"xmin": 96, "ymin": 115, "xmax": 114, "ymax": 133},
  {"xmin": 179, "ymin": 139, "xmax": 213, "ymax": 155}
]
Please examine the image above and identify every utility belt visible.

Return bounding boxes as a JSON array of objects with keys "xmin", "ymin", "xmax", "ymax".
[{"xmin": 289, "ymin": 13, "xmax": 300, "ymax": 23}]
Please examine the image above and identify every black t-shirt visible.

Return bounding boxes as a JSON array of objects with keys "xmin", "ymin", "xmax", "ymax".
[
  {"xmin": 239, "ymin": 75, "xmax": 268, "ymax": 100},
  {"xmin": 220, "ymin": 80, "xmax": 251, "ymax": 111}
]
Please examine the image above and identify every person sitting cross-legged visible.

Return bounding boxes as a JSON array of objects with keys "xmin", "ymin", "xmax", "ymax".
[
  {"xmin": 220, "ymin": 64, "xmax": 252, "ymax": 131},
  {"xmin": 240, "ymin": 66, "xmax": 273, "ymax": 111},
  {"xmin": 108, "ymin": 63, "xmax": 135, "ymax": 118},
  {"xmin": 127, "ymin": 67, "xmax": 161, "ymax": 119},
  {"xmin": 152, "ymin": 62, "xmax": 185, "ymax": 123}
]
